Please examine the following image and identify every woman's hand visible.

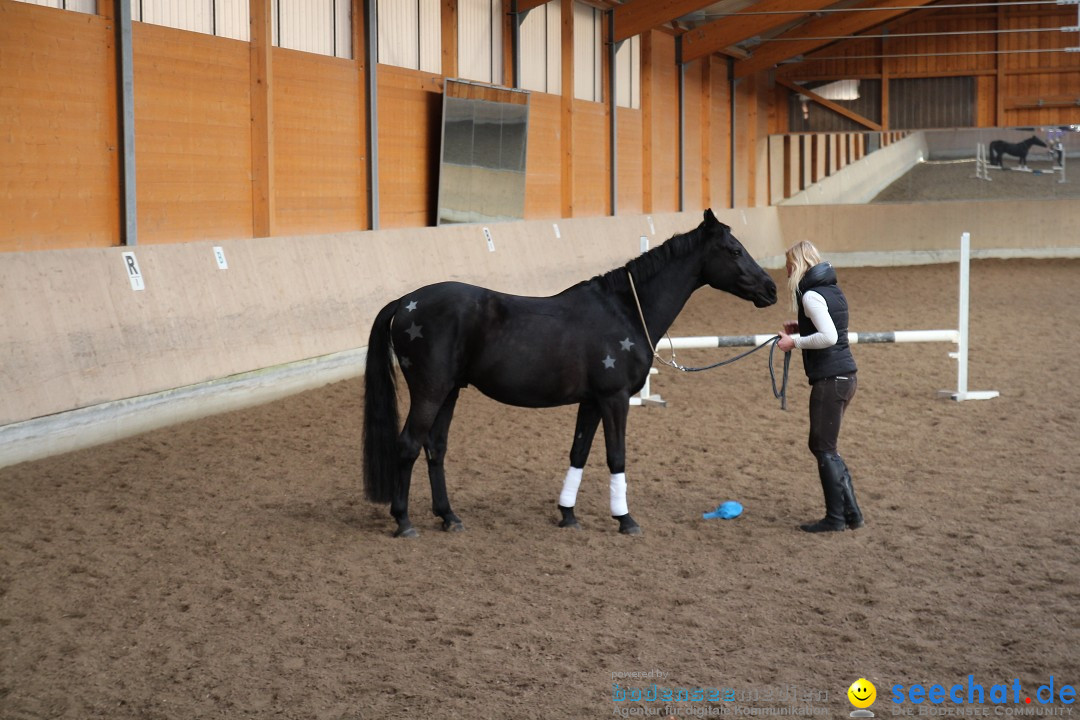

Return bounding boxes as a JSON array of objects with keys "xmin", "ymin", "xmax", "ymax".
[
  {"xmin": 782, "ymin": 320, "xmax": 799, "ymax": 335},
  {"xmin": 777, "ymin": 332, "xmax": 796, "ymax": 352}
]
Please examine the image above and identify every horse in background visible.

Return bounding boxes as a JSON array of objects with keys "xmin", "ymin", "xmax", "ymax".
[
  {"xmin": 362, "ymin": 210, "xmax": 778, "ymax": 538},
  {"xmin": 988, "ymin": 136, "xmax": 1047, "ymax": 170}
]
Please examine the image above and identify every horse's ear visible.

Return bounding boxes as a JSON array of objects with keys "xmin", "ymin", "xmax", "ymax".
[{"xmin": 704, "ymin": 208, "xmax": 718, "ymax": 226}]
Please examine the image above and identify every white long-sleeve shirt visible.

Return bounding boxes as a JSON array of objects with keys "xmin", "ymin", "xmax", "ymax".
[{"xmin": 793, "ymin": 290, "xmax": 838, "ymax": 350}]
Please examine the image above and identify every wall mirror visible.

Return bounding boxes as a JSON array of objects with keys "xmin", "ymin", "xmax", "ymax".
[{"xmin": 437, "ymin": 79, "xmax": 530, "ymax": 225}]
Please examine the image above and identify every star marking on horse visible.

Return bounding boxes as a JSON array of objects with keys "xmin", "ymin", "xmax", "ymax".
[
  {"xmin": 603, "ymin": 355, "xmax": 616, "ymax": 369},
  {"xmin": 399, "ymin": 356, "xmax": 411, "ymax": 369},
  {"xmin": 405, "ymin": 323, "xmax": 423, "ymax": 341},
  {"xmin": 620, "ymin": 337, "xmax": 635, "ymax": 352},
  {"xmin": 405, "ymin": 300, "xmax": 418, "ymax": 312}
]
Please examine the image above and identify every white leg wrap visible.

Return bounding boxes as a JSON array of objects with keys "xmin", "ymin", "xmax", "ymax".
[
  {"xmin": 559, "ymin": 467, "xmax": 584, "ymax": 507},
  {"xmin": 609, "ymin": 473, "xmax": 628, "ymax": 517}
]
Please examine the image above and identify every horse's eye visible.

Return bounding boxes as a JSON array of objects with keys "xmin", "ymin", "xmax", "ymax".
[{"xmin": 730, "ymin": 247, "xmax": 742, "ymax": 258}]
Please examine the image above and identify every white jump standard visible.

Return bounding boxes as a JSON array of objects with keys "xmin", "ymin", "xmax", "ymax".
[{"xmin": 973, "ymin": 142, "xmax": 992, "ymax": 181}]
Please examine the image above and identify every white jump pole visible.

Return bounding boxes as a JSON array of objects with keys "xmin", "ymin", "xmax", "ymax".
[{"xmin": 657, "ymin": 329, "xmax": 959, "ymax": 351}]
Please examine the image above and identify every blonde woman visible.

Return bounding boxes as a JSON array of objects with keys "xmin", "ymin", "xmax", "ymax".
[{"xmin": 776, "ymin": 241, "xmax": 864, "ymax": 533}]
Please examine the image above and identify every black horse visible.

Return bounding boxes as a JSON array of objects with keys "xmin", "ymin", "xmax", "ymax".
[
  {"xmin": 362, "ymin": 209, "xmax": 778, "ymax": 537},
  {"xmin": 988, "ymin": 135, "xmax": 1047, "ymax": 169}
]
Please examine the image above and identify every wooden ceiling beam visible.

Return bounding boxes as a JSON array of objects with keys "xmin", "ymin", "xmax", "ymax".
[
  {"xmin": 734, "ymin": 0, "xmax": 939, "ymax": 78},
  {"xmin": 513, "ymin": 0, "xmax": 552, "ymax": 14},
  {"xmin": 680, "ymin": 0, "xmax": 837, "ymax": 65},
  {"xmin": 775, "ymin": 76, "xmax": 882, "ymax": 131},
  {"xmin": 613, "ymin": 0, "xmax": 717, "ymax": 43}
]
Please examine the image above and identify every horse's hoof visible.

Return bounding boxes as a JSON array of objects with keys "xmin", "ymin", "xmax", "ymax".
[
  {"xmin": 557, "ymin": 505, "xmax": 581, "ymax": 530},
  {"xmin": 442, "ymin": 519, "xmax": 465, "ymax": 532},
  {"xmin": 615, "ymin": 514, "xmax": 643, "ymax": 535},
  {"xmin": 394, "ymin": 526, "xmax": 420, "ymax": 538}
]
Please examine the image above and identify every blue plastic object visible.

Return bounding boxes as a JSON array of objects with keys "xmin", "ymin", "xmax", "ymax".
[{"xmin": 703, "ymin": 501, "xmax": 743, "ymax": 520}]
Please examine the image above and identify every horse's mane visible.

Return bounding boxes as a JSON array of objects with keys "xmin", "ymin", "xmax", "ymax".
[{"xmin": 572, "ymin": 222, "xmax": 707, "ymax": 296}]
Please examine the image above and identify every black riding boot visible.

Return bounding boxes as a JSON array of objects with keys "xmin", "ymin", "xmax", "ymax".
[
  {"xmin": 837, "ymin": 457, "xmax": 865, "ymax": 530},
  {"xmin": 801, "ymin": 453, "xmax": 847, "ymax": 533}
]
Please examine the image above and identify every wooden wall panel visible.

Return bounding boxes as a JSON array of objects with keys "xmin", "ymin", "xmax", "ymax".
[
  {"xmin": 975, "ymin": 75, "xmax": 997, "ymax": 127},
  {"xmin": 570, "ymin": 100, "xmax": 610, "ymax": 217},
  {"xmin": 786, "ymin": 136, "xmax": 799, "ymax": 197},
  {"xmin": 885, "ymin": 14, "xmax": 996, "ymax": 77},
  {"xmin": 376, "ymin": 65, "xmax": 442, "ymax": 228},
  {"xmin": 785, "ymin": 37, "xmax": 881, "ymax": 83},
  {"xmin": 681, "ymin": 59, "xmax": 704, "ymax": 212},
  {"xmin": 0, "ymin": 1, "xmax": 118, "ymax": 251},
  {"xmin": 250, "ymin": 0, "xmax": 274, "ymax": 238},
  {"xmin": 1001, "ymin": 8, "xmax": 1080, "ymax": 126},
  {"xmin": 708, "ymin": 56, "xmax": 732, "ymax": 211},
  {"xmin": 616, "ymin": 108, "xmax": 643, "ymax": 215},
  {"xmin": 1008, "ymin": 99, "xmax": 1080, "ymax": 128},
  {"xmin": 524, "ymin": 92, "xmax": 562, "ymax": 219},
  {"xmin": 731, "ymin": 74, "xmax": 771, "ymax": 208},
  {"xmin": 786, "ymin": 21, "xmax": 999, "ymax": 82},
  {"xmin": 133, "ymin": 23, "xmax": 252, "ymax": 243},
  {"xmin": 647, "ymin": 30, "xmax": 678, "ymax": 213},
  {"xmin": 273, "ymin": 48, "xmax": 365, "ymax": 235}
]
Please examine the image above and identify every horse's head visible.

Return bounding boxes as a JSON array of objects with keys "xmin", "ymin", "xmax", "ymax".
[
  {"xmin": 1031, "ymin": 135, "xmax": 1048, "ymax": 148},
  {"xmin": 699, "ymin": 209, "xmax": 777, "ymax": 308}
]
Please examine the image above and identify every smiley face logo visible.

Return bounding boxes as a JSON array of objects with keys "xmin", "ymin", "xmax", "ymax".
[{"xmin": 848, "ymin": 678, "xmax": 877, "ymax": 709}]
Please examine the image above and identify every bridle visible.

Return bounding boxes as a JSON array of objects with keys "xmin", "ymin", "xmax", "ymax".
[{"xmin": 627, "ymin": 269, "xmax": 791, "ymax": 410}]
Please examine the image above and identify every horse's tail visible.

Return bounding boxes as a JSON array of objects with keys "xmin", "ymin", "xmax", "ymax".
[{"xmin": 363, "ymin": 299, "xmax": 401, "ymax": 504}]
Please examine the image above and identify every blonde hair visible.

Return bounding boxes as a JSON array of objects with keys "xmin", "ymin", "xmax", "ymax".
[{"xmin": 785, "ymin": 240, "xmax": 822, "ymax": 311}]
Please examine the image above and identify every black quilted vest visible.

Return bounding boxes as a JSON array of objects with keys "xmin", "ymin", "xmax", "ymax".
[{"xmin": 797, "ymin": 262, "xmax": 858, "ymax": 383}]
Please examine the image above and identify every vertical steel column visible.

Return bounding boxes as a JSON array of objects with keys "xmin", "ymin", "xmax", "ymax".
[
  {"xmin": 115, "ymin": 0, "xmax": 138, "ymax": 245},
  {"xmin": 728, "ymin": 56, "xmax": 736, "ymax": 209},
  {"xmin": 608, "ymin": 9, "xmax": 617, "ymax": 216},
  {"xmin": 365, "ymin": 0, "xmax": 380, "ymax": 229},
  {"xmin": 678, "ymin": 62, "xmax": 685, "ymax": 212},
  {"xmin": 511, "ymin": 0, "xmax": 521, "ymax": 89}
]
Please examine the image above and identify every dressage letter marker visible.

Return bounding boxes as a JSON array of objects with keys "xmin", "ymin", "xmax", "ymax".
[
  {"xmin": 121, "ymin": 251, "xmax": 144, "ymax": 291},
  {"xmin": 213, "ymin": 246, "xmax": 228, "ymax": 270}
]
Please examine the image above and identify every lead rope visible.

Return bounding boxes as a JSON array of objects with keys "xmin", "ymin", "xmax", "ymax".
[{"xmin": 627, "ymin": 270, "xmax": 790, "ymax": 410}]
